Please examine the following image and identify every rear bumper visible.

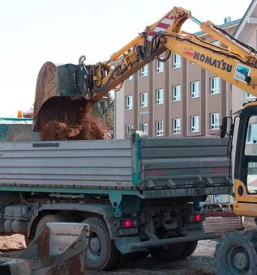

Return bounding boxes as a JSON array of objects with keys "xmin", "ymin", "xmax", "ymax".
[{"xmin": 114, "ymin": 232, "xmax": 219, "ymax": 254}]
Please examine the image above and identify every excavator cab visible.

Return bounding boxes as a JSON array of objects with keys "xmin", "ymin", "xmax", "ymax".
[{"xmin": 215, "ymin": 102, "xmax": 257, "ymax": 274}]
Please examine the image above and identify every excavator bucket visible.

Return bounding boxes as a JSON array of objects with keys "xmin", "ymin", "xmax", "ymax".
[
  {"xmin": 33, "ymin": 61, "xmax": 94, "ymax": 132},
  {"xmin": 0, "ymin": 222, "xmax": 89, "ymax": 275}
]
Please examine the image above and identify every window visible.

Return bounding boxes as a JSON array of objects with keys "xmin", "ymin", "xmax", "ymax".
[
  {"xmin": 172, "ymin": 85, "xmax": 181, "ymax": 101},
  {"xmin": 127, "ymin": 75, "xmax": 133, "ymax": 80},
  {"xmin": 191, "ymin": 116, "xmax": 200, "ymax": 132},
  {"xmin": 172, "ymin": 118, "xmax": 181, "ymax": 134},
  {"xmin": 190, "ymin": 81, "xmax": 200, "ymax": 98},
  {"xmin": 140, "ymin": 92, "xmax": 148, "ymax": 107},
  {"xmin": 157, "ymin": 60, "xmax": 164, "ymax": 73},
  {"xmin": 245, "ymin": 93, "xmax": 255, "ymax": 99},
  {"xmin": 213, "ymin": 41, "xmax": 220, "ymax": 46},
  {"xmin": 210, "ymin": 113, "xmax": 220, "ymax": 130},
  {"xmin": 173, "ymin": 54, "xmax": 181, "ymax": 69},
  {"xmin": 125, "ymin": 125, "xmax": 133, "ymax": 134},
  {"xmin": 210, "ymin": 77, "xmax": 220, "ymax": 95},
  {"xmin": 142, "ymin": 123, "xmax": 148, "ymax": 134},
  {"xmin": 126, "ymin": 95, "xmax": 133, "ymax": 110},
  {"xmin": 156, "ymin": 121, "xmax": 164, "ymax": 136},
  {"xmin": 156, "ymin": 89, "xmax": 164, "ymax": 104},
  {"xmin": 141, "ymin": 65, "xmax": 148, "ymax": 77}
]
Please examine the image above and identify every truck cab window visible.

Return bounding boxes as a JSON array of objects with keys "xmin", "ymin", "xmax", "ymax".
[{"xmin": 245, "ymin": 116, "xmax": 257, "ymax": 193}]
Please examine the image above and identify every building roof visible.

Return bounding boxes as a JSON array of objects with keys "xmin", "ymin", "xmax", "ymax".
[
  {"xmin": 0, "ymin": 117, "xmax": 33, "ymax": 124},
  {"xmin": 193, "ymin": 18, "xmax": 242, "ymax": 37},
  {"xmin": 234, "ymin": 0, "xmax": 257, "ymax": 40}
]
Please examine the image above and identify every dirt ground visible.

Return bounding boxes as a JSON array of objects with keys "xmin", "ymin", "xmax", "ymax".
[{"xmin": 0, "ymin": 235, "xmax": 217, "ymax": 274}]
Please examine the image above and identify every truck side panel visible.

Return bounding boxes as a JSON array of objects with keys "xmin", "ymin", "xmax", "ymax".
[
  {"xmin": 0, "ymin": 139, "xmax": 134, "ymax": 188},
  {"xmin": 141, "ymin": 137, "xmax": 229, "ymax": 189}
]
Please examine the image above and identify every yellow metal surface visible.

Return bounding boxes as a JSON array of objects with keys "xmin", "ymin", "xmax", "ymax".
[
  {"xmin": 200, "ymin": 21, "xmax": 255, "ymax": 61},
  {"xmin": 234, "ymin": 179, "xmax": 257, "ymax": 216}
]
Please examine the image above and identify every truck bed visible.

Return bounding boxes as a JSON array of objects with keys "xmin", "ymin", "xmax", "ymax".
[{"xmin": 0, "ymin": 133, "xmax": 230, "ymax": 198}]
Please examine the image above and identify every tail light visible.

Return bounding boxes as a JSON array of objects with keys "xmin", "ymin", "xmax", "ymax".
[
  {"xmin": 189, "ymin": 213, "xmax": 205, "ymax": 223},
  {"xmin": 116, "ymin": 219, "xmax": 138, "ymax": 228}
]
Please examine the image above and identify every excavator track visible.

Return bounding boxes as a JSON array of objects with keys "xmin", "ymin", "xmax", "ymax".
[{"xmin": 214, "ymin": 230, "xmax": 257, "ymax": 275}]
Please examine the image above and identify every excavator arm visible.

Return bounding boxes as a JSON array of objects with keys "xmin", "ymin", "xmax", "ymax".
[
  {"xmin": 33, "ymin": 6, "xmax": 257, "ymax": 133},
  {"xmin": 33, "ymin": 6, "xmax": 191, "ymax": 131}
]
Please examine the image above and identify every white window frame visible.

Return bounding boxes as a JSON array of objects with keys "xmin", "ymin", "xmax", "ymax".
[
  {"xmin": 173, "ymin": 54, "xmax": 181, "ymax": 69},
  {"xmin": 210, "ymin": 77, "xmax": 220, "ymax": 95},
  {"xmin": 156, "ymin": 89, "xmax": 164, "ymax": 104},
  {"xmin": 156, "ymin": 121, "xmax": 164, "ymax": 136},
  {"xmin": 125, "ymin": 125, "xmax": 133, "ymax": 134},
  {"xmin": 140, "ymin": 65, "xmax": 148, "ymax": 77},
  {"xmin": 210, "ymin": 113, "xmax": 220, "ymax": 130},
  {"xmin": 172, "ymin": 85, "xmax": 181, "ymax": 101},
  {"xmin": 245, "ymin": 93, "xmax": 255, "ymax": 99},
  {"xmin": 172, "ymin": 118, "xmax": 181, "ymax": 134},
  {"xmin": 127, "ymin": 75, "xmax": 133, "ymax": 81},
  {"xmin": 140, "ymin": 92, "xmax": 148, "ymax": 108},
  {"xmin": 126, "ymin": 95, "xmax": 133, "ymax": 110},
  {"xmin": 157, "ymin": 60, "xmax": 164, "ymax": 73},
  {"xmin": 213, "ymin": 41, "xmax": 220, "ymax": 46},
  {"xmin": 191, "ymin": 116, "xmax": 200, "ymax": 133},
  {"xmin": 142, "ymin": 123, "xmax": 148, "ymax": 134},
  {"xmin": 190, "ymin": 81, "xmax": 200, "ymax": 98}
]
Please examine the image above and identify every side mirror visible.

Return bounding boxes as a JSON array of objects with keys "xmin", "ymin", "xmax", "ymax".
[{"xmin": 220, "ymin": 117, "xmax": 228, "ymax": 138}]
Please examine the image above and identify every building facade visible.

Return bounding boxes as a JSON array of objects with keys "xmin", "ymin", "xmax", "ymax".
[
  {"xmin": 116, "ymin": 18, "xmax": 241, "ymax": 139},
  {"xmin": 232, "ymin": 0, "xmax": 257, "ymax": 114}
]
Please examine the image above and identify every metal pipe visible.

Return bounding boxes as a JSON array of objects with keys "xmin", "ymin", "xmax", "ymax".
[
  {"xmin": 129, "ymin": 232, "xmax": 219, "ymax": 249},
  {"xmin": 190, "ymin": 15, "xmax": 202, "ymax": 25}
]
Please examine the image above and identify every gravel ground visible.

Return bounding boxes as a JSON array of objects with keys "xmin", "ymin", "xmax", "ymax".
[{"xmin": 0, "ymin": 235, "xmax": 217, "ymax": 275}]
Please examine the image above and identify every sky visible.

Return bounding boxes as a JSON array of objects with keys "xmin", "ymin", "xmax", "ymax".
[{"xmin": 0, "ymin": 0, "xmax": 252, "ymax": 117}]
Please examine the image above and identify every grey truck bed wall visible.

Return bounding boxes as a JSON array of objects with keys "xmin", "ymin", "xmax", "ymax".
[
  {"xmin": 140, "ymin": 137, "xmax": 229, "ymax": 189},
  {"xmin": 0, "ymin": 135, "xmax": 230, "ymax": 192},
  {"xmin": 0, "ymin": 139, "xmax": 133, "ymax": 188}
]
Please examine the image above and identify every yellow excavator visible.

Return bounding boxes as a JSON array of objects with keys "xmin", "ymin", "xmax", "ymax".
[{"xmin": 33, "ymin": 6, "xmax": 257, "ymax": 275}]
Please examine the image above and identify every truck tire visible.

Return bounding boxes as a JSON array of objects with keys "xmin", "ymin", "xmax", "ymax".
[
  {"xmin": 85, "ymin": 217, "xmax": 123, "ymax": 271},
  {"xmin": 179, "ymin": 241, "xmax": 198, "ymax": 259},
  {"xmin": 214, "ymin": 230, "xmax": 257, "ymax": 275},
  {"xmin": 149, "ymin": 242, "xmax": 185, "ymax": 262},
  {"xmin": 131, "ymin": 251, "xmax": 149, "ymax": 261}
]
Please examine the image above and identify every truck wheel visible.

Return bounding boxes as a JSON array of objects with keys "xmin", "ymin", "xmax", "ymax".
[
  {"xmin": 149, "ymin": 242, "xmax": 185, "ymax": 262},
  {"xmin": 85, "ymin": 217, "xmax": 122, "ymax": 271},
  {"xmin": 131, "ymin": 251, "xmax": 149, "ymax": 261},
  {"xmin": 180, "ymin": 241, "xmax": 198, "ymax": 259},
  {"xmin": 214, "ymin": 231, "xmax": 257, "ymax": 275}
]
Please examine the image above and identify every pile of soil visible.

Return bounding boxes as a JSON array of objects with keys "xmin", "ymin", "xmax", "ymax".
[
  {"xmin": 40, "ymin": 113, "xmax": 106, "ymax": 141},
  {"xmin": 37, "ymin": 98, "xmax": 107, "ymax": 141}
]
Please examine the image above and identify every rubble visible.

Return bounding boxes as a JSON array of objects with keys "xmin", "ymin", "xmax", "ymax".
[{"xmin": 0, "ymin": 236, "xmax": 217, "ymax": 274}]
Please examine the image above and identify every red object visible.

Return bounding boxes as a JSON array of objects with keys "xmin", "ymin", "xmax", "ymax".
[
  {"xmin": 195, "ymin": 214, "xmax": 201, "ymax": 222},
  {"xmin": 124, "ymin": 220, "xmax": 132, "ymax": 227}
]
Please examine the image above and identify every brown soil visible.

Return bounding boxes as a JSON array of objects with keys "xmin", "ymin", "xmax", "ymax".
[
  {"xmin": 40, "ymin": 113, "xmax": 106, "ymax": 141},
  {"xmin": 38, "ymin": 98, "xmax": 106, "ymax": 141}
]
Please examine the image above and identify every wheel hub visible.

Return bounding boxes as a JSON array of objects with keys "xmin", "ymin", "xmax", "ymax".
[
  {"xmin": 234, "ymin": 252, "xmax": 248, "ymax": 270},
  {"xmin": 90, "ymin": 236, "xmax": 101, "ymax": 254}
]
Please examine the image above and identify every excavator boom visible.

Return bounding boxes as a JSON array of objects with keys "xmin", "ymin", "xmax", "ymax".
[{"xmin": 33, "ymin": 7, "xmax": 191, "ymax": 131}]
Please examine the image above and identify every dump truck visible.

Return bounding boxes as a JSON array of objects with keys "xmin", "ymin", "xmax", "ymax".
[{"xmin": 0, "ymin": 131, "xmax": 230, "ymax": 270}]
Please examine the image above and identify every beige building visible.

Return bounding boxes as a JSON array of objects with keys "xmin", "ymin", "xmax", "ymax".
[
  {"xmin": 232, "ymin": 0, "xmax": 257, "ymax": 113},
  {"xmin": 115, "ymin": 17, "xmax": 242, "ymax": 139}
]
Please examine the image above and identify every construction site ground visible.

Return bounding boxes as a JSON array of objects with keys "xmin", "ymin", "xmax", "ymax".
[{"xmin": 0, "ymin": 234, "xmax": 217, "ymax": 275}]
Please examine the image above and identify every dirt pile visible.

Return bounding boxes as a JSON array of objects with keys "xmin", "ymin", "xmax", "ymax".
[
  {"xmin": 37, "ymin": 98, "xmax": 107, "ymax": 141},
  {"xmin": 40, "ymin": 113, "xmax": 106, "ymax": 141}
]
